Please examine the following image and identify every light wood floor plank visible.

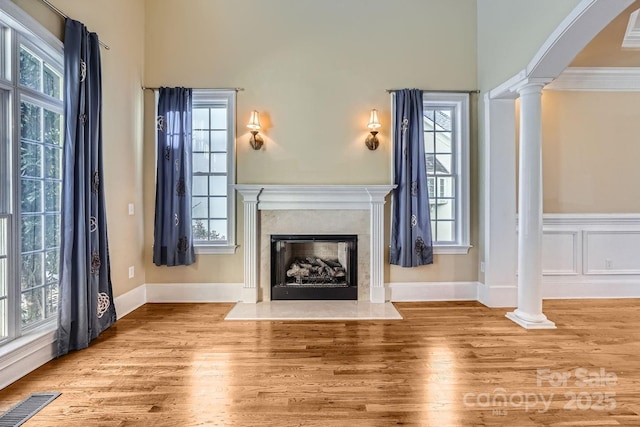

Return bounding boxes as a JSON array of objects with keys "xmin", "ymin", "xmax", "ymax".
[{"xmin": 0, "ymin": 300, "xmax": 639, "ymax": 426}]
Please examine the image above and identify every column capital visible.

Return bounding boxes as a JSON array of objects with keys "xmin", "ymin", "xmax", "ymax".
[
  {"xmin": 235, "ymin": 185, "xmax": 263, "ymax": 204},
  {"xmin": 510, "ymin": 77, "xmax": 553, "ymax": 96}
]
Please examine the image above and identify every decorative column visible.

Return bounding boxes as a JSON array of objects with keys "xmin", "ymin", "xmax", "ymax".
[
  {"xmin": 239, "ymin": 188, "xmax": 262, "ymax": 303},
  {"xmin": 369, "ymin": 198, "xmax": 386, "ymax": 303},
  {"xmin": 506, "ymin": 81, "xmax": 555, "ymax": 329}
]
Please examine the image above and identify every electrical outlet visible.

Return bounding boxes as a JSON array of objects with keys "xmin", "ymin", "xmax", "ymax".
[
  {"xmin": 605, "ymin": 259, "xmax": 612, "ymax": 269},
  {"xmin": 480, "ymin": 261, "xmax": 485, "ymax": 273},
  {"xmin": 128, "ymin": 266, "xmax": 135, "ymax": 279},
  {"xmin": 128, "ymin": 203, "xmax": 135, "ymax": 215}
]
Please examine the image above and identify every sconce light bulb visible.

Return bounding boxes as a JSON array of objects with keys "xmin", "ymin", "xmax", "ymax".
[
  {"xmin": 248, "ymin": 110, "xmax": 263, "ymax": 150},
  {"xmin": 247, "ymin": 110, "xmax": 261, "ymax": 131},
  {"xmin": 368, "ymin": 109, "xmax": 381, "ymax": 130},
  {"xmin": 365, "ymin": 109, "xmax": 381, "ymax": 150}
]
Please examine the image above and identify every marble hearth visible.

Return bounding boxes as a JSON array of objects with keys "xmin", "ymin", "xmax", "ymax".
[{"xmin": 235, "ymin": 185, "xmax": 395, "ymax": 303}]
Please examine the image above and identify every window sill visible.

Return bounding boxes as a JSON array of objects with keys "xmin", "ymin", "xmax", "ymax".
[
  {"xmin": 195, "ymin": 244, "xmax": 239, "ymax": 255},
  {"xmin": 0, "ymin": 322, "xmax": 56, "ymax": 362},
  {"xmin": 433, "ymin": 244, "xmax": 472, "ymax": 255}
]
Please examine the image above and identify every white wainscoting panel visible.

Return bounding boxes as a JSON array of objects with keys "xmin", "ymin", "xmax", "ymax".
[
  {"xmin": 537, "ymin": 214, "xmax": 640, "ymax": 298},
  {"xmin": 542, "ymin": 231, "xmax": 579, "ymax": 275},
  {"xmin": 584, "ymin": 231, "xmax": 640, "ymax": 275}
]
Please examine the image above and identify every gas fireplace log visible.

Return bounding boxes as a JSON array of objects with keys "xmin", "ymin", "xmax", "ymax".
[
  {"xmin": 285, "ymin": 257, "xmax": 348, "ymax": 284},
  {"xmin": 286, "ymin": 263, "xmax": 310, "ymax": 279},
  {"xmin": 324, "ymin": 259, "xmax": 341, "ymax": 268},
  {"xmin": 316, "ymin": 259, "xmax": 336, "ymax": 278}
]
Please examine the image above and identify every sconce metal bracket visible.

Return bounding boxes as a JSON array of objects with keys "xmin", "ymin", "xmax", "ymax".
[
  {"xmin": 250, "ymin": 131, "xmax": 264, "ymax": 150},
  {"xmin": 365, "ymin": 131, "xmax": 379, "ymax": 150}
]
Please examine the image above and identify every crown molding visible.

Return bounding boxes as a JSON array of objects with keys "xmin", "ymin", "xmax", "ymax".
[{"xmin": 545, "ymin": 67, "xmax": 640, "ymax": 91}]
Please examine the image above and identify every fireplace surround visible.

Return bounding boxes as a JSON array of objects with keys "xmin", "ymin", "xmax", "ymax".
[{"xmin": 235, "ymin": 185, "xmax": 396, "ymax": 303}]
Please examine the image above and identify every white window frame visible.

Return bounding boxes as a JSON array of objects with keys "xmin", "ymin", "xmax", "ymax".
[
  {"xmin": 0, "ymin": 0, "xmax": 63, "ymax": 349},
  {"xmin": 191, "ymin": 90, "xmax": 237, "ymax": 255},
  {"xmin": 391, "ymin": 92, "xmax": 471, "ymax": 255},
  {"xmin": 423, "ymin": 92, "xmax": 470, "ymax": 254}
]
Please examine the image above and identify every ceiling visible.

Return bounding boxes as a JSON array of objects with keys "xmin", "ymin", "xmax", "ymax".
[{"xmin": 570, "ymin": 0, "xmax": 640, "ymax": 67}]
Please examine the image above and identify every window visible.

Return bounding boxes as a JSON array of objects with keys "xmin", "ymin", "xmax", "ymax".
[
  {"xmin": 191, "ymin": 90, "xmax": 237, "ymax": 254},
  {"xmin": 423, "ymin": 93, "xmax": 470, "ymax": 253},
  {"xmin": 1, "ymin": 1, "xmax": 64, "ymax": 345}
]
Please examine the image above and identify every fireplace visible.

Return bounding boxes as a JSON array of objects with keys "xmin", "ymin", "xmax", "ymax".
[
  {"xmin": 271, "ymin": 234, "xmax": 358, "ymax": 300},
  {"xmin": 235, "ymin": 185, "xmax": 395, "ymax": 303}
]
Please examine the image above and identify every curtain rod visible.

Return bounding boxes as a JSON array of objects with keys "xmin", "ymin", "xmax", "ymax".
[
  {"xmin": 142, "ymin": 87, "xmax": 245, "ymax": 92},
  {"xmin": 386, "ymin": 89, "xmax": 480, "ymax": 94},
  {"xmin": 40, "ymin": 0, "xmax": 110, "ymax": 50}
]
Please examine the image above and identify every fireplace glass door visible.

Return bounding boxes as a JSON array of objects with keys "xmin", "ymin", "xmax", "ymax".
[{"xmin": 271, "ymin": 235, "xmax": 357, "ymax": 300}]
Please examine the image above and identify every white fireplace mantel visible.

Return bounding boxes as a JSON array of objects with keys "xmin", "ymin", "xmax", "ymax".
[
  {"xmin": 235, "ymin": 184, "xmax": 395, "ymax": 210},
  {"xmin": 235, "ymin": 184, "xmax": 396, "ymax": 303}
]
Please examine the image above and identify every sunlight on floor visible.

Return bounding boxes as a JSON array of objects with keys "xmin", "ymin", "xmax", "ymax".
[{"xmin": 427, "ymin": 345, "xmax": 458, "ymax": 425}]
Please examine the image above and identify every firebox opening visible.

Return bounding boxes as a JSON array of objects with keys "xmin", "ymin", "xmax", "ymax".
[{"xmin": 271, "ymin": 234, "xmax": 358, "ymax": 300}]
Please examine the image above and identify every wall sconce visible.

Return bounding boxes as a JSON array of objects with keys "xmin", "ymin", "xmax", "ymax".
[
  {"xmin": 365, "ymin": 109, "xmax": 381, "ymax": 150},
  {"xmin": 247, "ymin": 110, "xmax": 264, "ymax": 150}
]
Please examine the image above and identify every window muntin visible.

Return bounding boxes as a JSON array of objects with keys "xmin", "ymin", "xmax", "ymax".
[
  {"xmin": 19, "ymin": 43, "xmax": 62, "ymax": 101},
  {"xmin": 191, "ymin": 90, "xmax": 236, "ymax": 253}
]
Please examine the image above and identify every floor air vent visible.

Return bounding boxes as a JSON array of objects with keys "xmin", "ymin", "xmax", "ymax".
[{"xmin": 0, "ymin": 392, "xmax": 60, "ymax": 427}]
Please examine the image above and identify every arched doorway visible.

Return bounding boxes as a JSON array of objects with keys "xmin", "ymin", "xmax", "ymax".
[{"xmin": 481, "ymin": 0, "xmax": 636, "ymax": 328}]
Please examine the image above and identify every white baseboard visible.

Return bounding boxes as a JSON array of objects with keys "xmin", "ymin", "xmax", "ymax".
[
  {"xmin": 389, "ymin": 281, "xmax": 479, "ymax": 302},
  {"xmin": 114, "ymin": 285, "xmax": 147, "ymax": 319},
  {"xmin": 475, "ymin": 278, "xmax": 640, "ymax": 306},
  {"xmin": 0, "ymin": 327, "xmax": 56, "ymax": 390},
  {"xmin": 146, "ymin": 282, "xmax": 243, "ymax": 303},
  {"xmin": 543, "ymin": 278, "xmax": 640, "ymax": 299},
  {"xmin": 477, "ymin": 283, "xmax": 518, "ymax": 308}
]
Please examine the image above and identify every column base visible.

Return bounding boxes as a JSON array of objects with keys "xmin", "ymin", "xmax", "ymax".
[
  {"xmin": 370, "ymin": 286, "xmax": 386, "ymax": 303},
  {"xmin": 241, "ymin": 287, "xmax": 258, "ymax": 303},
  {"xmin": 506, "ymin": 310, "xmax": 556, "ymax": 329}
]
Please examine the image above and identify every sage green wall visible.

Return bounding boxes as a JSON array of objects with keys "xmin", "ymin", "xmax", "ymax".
[
  {"xmin": 143, "ymin": 0, "xmax": 480, "ymax": 284},
  {"xmin": 476, "ymin": 0, "xmax": 581, "ymax": 92},
  {"xmin": 12, "ymin": 0, "xmax": 146, "ymax": 298},
  {"xmin": 475, "ymin": 0, "xmax": 581, "ymax": 283}
]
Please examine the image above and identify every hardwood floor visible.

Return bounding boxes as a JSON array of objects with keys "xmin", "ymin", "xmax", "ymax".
[{"xmin": 1, "ymin": 300, "xmax": 639, "ymax": 426}]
